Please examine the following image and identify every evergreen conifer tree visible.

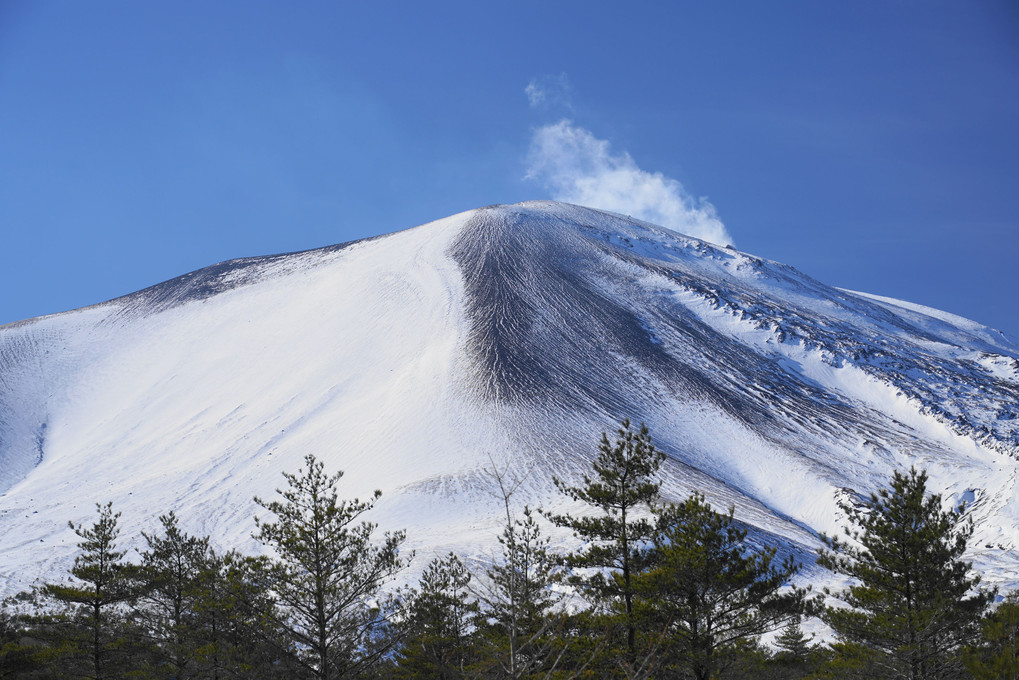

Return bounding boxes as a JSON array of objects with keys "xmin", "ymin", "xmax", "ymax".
[
  {"xmin": 199, "ymin": 551, "xmax": 306, "ymax": 679},
  {"xmin": 43, "ymin": 501, "xmax": 140, "ymax": 680},
  {"xmin": 0, "ymin": 600, "xmax": 44, "ymax": 677},
  {"xmin": 774, "ymin": 616, "xmax": 813, "ymax": 664},
  {"xmin": 819, "ymin": 467, "xmax": 991, "ymax": 680},
  {"xmin": 253, "ymin": 454, "xmax": 406, "ymax": 680},
  {"xmin": 171, "ymin": 550, "xmax": 299, "ymax": 679},
  {"xmin": 137, "ymin": 511, "xmax": 213, "ymax": 678},
  {"xmin": 545, "ymin": 419, "xmax": 664, "ymax": 663},
  {"xmin": 635, "ymin": 492, "xmax": 804, "ymax": 680},
  {"xmin": 394, "ymin": 553, "xmax": 479, "ymax": 679},
  {"xmin": 965, "ymin": 591, "xmax": 1019, "ymax": 680}
]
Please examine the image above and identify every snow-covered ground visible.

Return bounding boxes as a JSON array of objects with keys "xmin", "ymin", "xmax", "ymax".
[{"xmin": 1, "ymin": 201, "xmax": 1016, "ymax": 595}]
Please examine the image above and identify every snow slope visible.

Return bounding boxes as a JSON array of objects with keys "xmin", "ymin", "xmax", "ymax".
[{"xmin": 1, "ymin": 201, "xmax": 1017, "ymax": 595}]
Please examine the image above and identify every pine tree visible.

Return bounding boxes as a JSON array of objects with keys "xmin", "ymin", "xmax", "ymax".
[
  {"xmin": 965, "ymin": 591, "xmax": 1019, "ymax": 680},
  {"xmin": 635, "ymin": 492, "xmax": 804, "ymax": 680},
  {"xmin": 773, "ymin": 616, "xmax": 813, "ymax": 664},
  {"xmin": 253, "ymin": 454, "xmax": 406, "ymax": 680},
  {"xmin": 819, "ymin": 467, "xmax": 992, "ymax": 680},
  {"xmin": 394, "ymin": 553, "xmax": 479, "ymax": 679},
  {"xmin": 0, "ymin": 598, "xmax": 44, "ymax": 678},
  {"xmin": 43, "ymin": 501, "xmax": 140, "ymax": 680},
  {"xmin": 545, "ymin": 419, "xmax": 665, "ymax": 663},
  {"xmin": 191, "ymin": 551, "xmax": 303, "ymax": 679},
  {"xmin": 136, "ymin": 512, "xmax": 213, "ymax": 678}
]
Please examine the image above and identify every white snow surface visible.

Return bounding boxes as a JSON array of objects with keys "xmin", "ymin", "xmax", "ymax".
[{"xmin": 1, "ymin": 201, "xmax": 1017, "ymax": 596}]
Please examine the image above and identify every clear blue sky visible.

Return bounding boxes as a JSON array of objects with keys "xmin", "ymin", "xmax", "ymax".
[{"xmin": 2, "ymin": 1, "xmax": 1017, "ymax": 341}]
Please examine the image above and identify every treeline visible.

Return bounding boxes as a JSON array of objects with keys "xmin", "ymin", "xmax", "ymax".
[{"xmin": 1, "ymin": 420, "xmax": 1017, "ymax": 679}]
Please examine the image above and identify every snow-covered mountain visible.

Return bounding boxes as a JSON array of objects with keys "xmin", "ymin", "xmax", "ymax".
[{"xmin": 1, "ymin": 201, "xmax": 1017, "ymax": 595}]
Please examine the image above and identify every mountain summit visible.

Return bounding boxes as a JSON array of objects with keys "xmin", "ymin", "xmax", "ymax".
[{"xmin": 1, "ymin": 201, "xmax": 1017, "ymax": 593}]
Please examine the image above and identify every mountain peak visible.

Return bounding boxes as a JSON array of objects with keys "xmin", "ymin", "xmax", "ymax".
[{"xmin": 0, "ymin": 203, "xmax": 1016, "ymax": 594}]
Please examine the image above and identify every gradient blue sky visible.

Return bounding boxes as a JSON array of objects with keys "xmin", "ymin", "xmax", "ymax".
[{"xmin": 2, "ymin": 1, "xmax": 1017, "ymax": 341}]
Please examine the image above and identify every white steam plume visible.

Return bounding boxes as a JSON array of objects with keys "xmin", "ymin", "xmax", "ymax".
[{"xmin": 526, "ymin": 120, "xmax": 733, "ymax": 246}]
